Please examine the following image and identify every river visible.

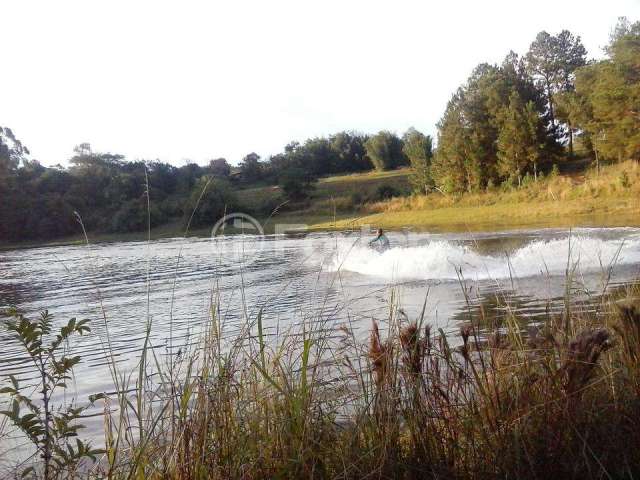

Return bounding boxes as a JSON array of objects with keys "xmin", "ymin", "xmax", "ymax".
[{"xmin": 1, "ymin": 226, "xmax": 640, "ymax": 463}]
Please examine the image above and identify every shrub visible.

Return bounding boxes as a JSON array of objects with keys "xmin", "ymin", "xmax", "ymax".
[
  {"xmin": 0, "ymin": 310, "xmax": 103, "ymax": 478},
  {"xmin": 375, "ymin": 184, "xmax": 400, "ymax": 200},
  {"xmin": 110, "ymin": 198, "xmax": 166, "ymax": 233},
  {"xmin": 501, "ymin": 177, "xmax": 515, "ymax": 191},
  {"xmin": 521, "ymin": 172, "xmax": 534, "ymax": 187},
  {"xmin": 182, "ymin": 177, "xmax": 238, "ymax": 229},
  {"xmin": 350, "ymin": 191, "xmax": 364, "ymax": 207},
  {"xmin": 279, "ymin": 167, "xmax": 317, "ymax": 202},
  {"xmin": 248, "ymin": 193, "xmax": 287, "ymax": 217}
]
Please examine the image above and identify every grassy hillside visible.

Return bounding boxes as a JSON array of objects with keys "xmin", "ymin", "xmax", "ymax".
[
  {"xmin": 240, "ymin": 168, "xmax": 411, "ymax": 213},
  {"xmin": 267, "ymin": 160, "xmax": 640, "ymax": 233}
]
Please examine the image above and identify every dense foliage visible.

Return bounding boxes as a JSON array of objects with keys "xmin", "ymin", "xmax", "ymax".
[
  {"xmin": 0, "ymin": 132, "xmax": 374, "ymax": 242},
  {"xmin": 562, "ymin": 19, "xmax": 640, "ymax": 163},
  {"xmin": 432, "ymin": 55, "xmax": 560, "ymax": 192},
  {"xmin": 402, "ymin": 128, "xmax": 434, "ymax": 194},
  {"xmin": 364, "ymin": 131, "xmax": 408, "ymax": 171}
]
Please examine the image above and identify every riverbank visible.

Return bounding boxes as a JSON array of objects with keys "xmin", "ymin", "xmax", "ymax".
[
  {"xmin": 304, "ymin": 160, "xmax": 640, "ymax": 232},
  {"xmin": 304, "ymin": 197, "xmax": 640, "ymax": 233},
  {"xmin": 2, "ymin": 160, "xmax": 638, "ymax": 251}
]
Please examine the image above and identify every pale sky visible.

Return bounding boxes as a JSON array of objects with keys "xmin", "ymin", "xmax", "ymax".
[{"xmin": 3, "ymin": 0, "xmax": 639, "ymax": 166}]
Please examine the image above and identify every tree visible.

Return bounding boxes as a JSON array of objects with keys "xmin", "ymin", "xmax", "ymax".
[
  {"xmin": 0, "ymin": 126, "xmax": 29, "ymax": 178},
  {"xmin": 431, "ymin": 99, "xmax": 469, "ymax": 193},
  {"xmin": 239, "ymin": 152, "xmax": 263, "ymax": 183},
  {"xmin": 208, "ymin": 158, "xmax": 231, "ymax": 177},
  {"xmin": 496, "ymin": 92, "xmax": 544, "ymax": 183},
  {"xmin": 364, "ymin": 131, "xmax": 406, "ymax": 171},
  {"xmin": 330, "ymin": 132, "xmax": 372, "ymax": 172},
  {"xmin": 432, "ymin": 56, "xmax": 557, "ymax": 193},
  {"xmin": 279, "ymin": 167, "xmax": 317, "ymax": 201},
  {"xmin": 300, "ymin": 137, "xmax": 339, "ymax": 176},
  {"xmin": 571, "ymin": 18, "xmax": 640, "ymax": 163},
  {"xmin": 402, "ymin": 128, "xmax": 434, "ymax": 194},
  {"xmin": 526, "ymin": 30, "xmax": 587, "ymax": 154},
  {"xmin": 176, "ymin": 162, "xmax": 204, "ymax": 193},
  {"xmin": 182, "ymin": 178, "xmax": 238, "ymax": 229}
]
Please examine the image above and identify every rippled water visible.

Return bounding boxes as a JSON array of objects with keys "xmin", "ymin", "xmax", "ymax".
[{"xmin": 1, "ymin": 227, "xmax": 640, "ymax": 456}]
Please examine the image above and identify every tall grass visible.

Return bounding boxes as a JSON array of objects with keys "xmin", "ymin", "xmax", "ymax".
[
  {"xmin": 4, "ymin": 277, "xmax": 640, "ymax": 479},
  {"xmin": 367, "ymin": 160, "xmax": 640, "ymax": 215}
]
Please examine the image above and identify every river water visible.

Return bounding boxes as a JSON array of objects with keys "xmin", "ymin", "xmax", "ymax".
[{"xmin": 1, "ymin": 227, "xmax": 640, "ymax": 463}]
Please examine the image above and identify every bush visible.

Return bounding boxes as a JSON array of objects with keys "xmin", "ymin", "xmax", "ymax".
[
  {"xmin": 374, "ymin": 184, "xmax": 400, "ymax": 200},
  {"xmin": 279, "ymin": 168, "xmax": 317, "ymax": 202},
  {"xmin": 0, "ymin": 310, "xmax": 103, "ymax": 478},
  {"xmin": 254, "ymin": 194, "xmax": 287, "ymax": 216},
  {"xmin": 501, "ymin": 177, "xmax": 515, "ymax": 191},
  {"xmin": 350, "ymin": 191, "xmax": 364, "ymax": 207},
  {"xmin": 110, "ymin": 198, "xmax": 166, "ymax": 233},
  {"xmin": 182, "ymin": 177, "xmax": 238, "ymax": 229},
  {"xmin": 521, "ymin": 173, "xmax": 534, "ymax": 187}
]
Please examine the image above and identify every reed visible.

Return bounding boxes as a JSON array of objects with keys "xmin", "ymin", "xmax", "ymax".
[{"xmin": 4, "ymin": 282, "xmax": 640, "ymax": 479}]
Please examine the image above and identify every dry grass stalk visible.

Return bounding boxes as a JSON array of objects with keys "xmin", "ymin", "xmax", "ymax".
[
  {"xmin": 399, "ymin": 323, "xmax": 424, "ymax": 377},
  {"xmin": 563, "ymin": 328, "xmax": 611, "ymax": 396},
  {"xmin": 615, "ymin": 298, "xmax": 640, "ymax": 361},
  {"xmin": 369, "ymin": 319, "xmax": 390, "ymax": 388}
]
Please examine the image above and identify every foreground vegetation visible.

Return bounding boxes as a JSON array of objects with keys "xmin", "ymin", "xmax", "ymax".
[{"xmin": 2, "ymin": 274, "xmax": 640, "ymax": 479}]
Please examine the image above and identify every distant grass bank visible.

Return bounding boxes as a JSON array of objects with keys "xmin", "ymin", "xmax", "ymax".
[
  {"xmin": 2, "ymin": 161, "xmax": 638, "ymax": 251},
  {"xmin": 305, "ymin": 197, "xmax": 640, "ymax": 233},
  {"xmin": 277, "ymin": 160, "xmax": 640, "ymax": 233}
]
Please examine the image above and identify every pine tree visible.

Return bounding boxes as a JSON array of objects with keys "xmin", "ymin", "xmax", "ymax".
[
  {"xmin": 497, "ymin": 92, "xmax": 542, "ymax": 184},
  {"xmin": 433, "ymin": 55, "xmax": 556, "ymax": 193},
  {"xmin": 572, "ymin": 19, "xmax": 640, "ymax": 162},
  {"xmin": 525, "ymin": 30, "xmax": 587, "ymax": 154},
  {"xmin": 402, "ymin": 128, "xmax": 434, "ymax": 194},
  {"xmin": 432, "ymin": 99, "xmax": 469, "ymax": 193}
]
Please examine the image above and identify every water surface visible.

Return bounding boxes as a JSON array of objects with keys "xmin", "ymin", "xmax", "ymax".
[{"xmin": 1, "ymin": 227, "xmax": 639, "ymax": 458}]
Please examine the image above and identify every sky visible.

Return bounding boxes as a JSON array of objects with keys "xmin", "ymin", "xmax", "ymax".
[{"xmin": 2, "ymin": 0, "xmax": 639, "ymax": 167}]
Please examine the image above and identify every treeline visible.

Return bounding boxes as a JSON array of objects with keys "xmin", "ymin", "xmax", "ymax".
[
  {"xmin": 0, "ymin": 130, "xmax": 404, "ymax": 241},
  {"xmin": 1, "ymin": 19, "xmax": 638, "ymax": 243},
  {"xmin": 432, "ymin": 19, "xmax": 639, "ymax": 193}
]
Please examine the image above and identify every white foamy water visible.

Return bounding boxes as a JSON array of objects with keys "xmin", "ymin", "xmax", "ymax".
[{"xmin": 327, "ymin": 231, "xmax": 640, "ymax": 281}]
